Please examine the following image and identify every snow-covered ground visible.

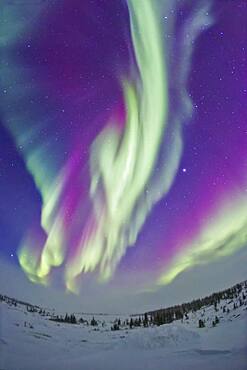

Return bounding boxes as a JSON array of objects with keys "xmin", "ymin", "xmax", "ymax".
[{"xmin": 0, "ymin": 295, "xmax": 247, "ymax": 370}]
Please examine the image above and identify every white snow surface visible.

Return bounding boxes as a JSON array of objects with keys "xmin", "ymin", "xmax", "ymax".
[{"xmin": 0, "ymin": 296, "xmax": 247, "ymax": 370}]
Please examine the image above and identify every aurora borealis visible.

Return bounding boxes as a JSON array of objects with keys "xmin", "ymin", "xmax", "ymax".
[{"xmin": 1, "ymin": 0, "xmax": 247, "ymax": 296}]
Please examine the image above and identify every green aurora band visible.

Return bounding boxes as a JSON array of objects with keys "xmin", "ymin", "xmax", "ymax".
[
  {"xmin": 3, "ymin": 1, "xmax": 245, "ymax": 292},
  {"xmin": 159, "ymin": 193, "xmax": 247, "ymax": 285},
  {"xmin": 65, "ymin": 0, "xmax": 172, "ymax": 290}
]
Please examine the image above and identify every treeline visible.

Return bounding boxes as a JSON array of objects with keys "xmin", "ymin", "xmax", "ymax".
[
  {"xmin": 111, "ymin": 314, "xmax": 149, "ymax": 331},
  {"xmin": 27, "ymin": 305, "xmax": 52, "ymax": 316},
  {"xmin": 1, "ymin": 279, "xmax": 246, "ymax": 330},
  {"xmin": 0, "ymin": 294, "xmax": 18, "ymax": 307},
  {"xmin": 146, "ymin": 280, "xmax": 247, "ymax": 326},
  {"xmin": 50, "ymin": 313, "xmax": 77, "ymax": 324},
  {"xmin": 49, "ymin": 314, "xmax": 100, "ymax": 326},
  {"xmin": 0, "ymin": 294, "xmax": 41, "ymax": 310}
]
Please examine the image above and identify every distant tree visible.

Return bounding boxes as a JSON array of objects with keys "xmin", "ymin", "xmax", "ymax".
[
  {"xmin": 143, "ymin": 313, "xmax": 148, "ymax": 327},
  {"xmin": 157, "ymin": 313, "xmax": 164, "ymax": 326},
  {"xmin": 90, "ymin": 317, "xmax": 98, "ymax": 326},
  {"xmin": 129, "ymin": 318, "xmax": 134, "ymax": 329},
  {"xmin": 166, "ymin": 312, "xmax": 173, "ymax": 324},
  {"xmin": 198, "ymin": 319, "xmax": 205, "ymax": 328},
  {"xmin": 70, "ymin": 314, "xmax": 77, "ymax": 324},
  {"xmin": 111, "ymin": 323, "xmax": 120, "ymax": 331}
]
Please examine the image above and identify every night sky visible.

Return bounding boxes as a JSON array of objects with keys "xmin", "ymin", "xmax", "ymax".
[{"xmin": 1, "ymin": 0, "xmax": 247, "ymax": 308}]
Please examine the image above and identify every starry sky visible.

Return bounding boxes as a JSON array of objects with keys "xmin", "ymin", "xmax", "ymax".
[{"xmin": 0, "ymin": 0, "xmax": 247, "ymax": 311}]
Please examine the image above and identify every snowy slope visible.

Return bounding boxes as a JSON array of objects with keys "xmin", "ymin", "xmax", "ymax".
[{"xmin": 0, "ymin": 287, "xmax": 247, "ymax": 370}]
